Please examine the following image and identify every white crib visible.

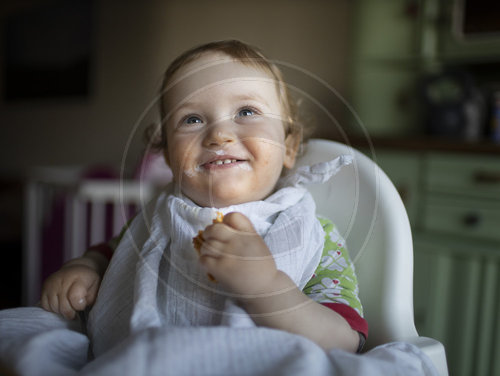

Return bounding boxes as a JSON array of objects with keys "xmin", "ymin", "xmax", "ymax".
[{"xmin": 23, "ymin": 166, "xmax": 156, "ymax": 306}]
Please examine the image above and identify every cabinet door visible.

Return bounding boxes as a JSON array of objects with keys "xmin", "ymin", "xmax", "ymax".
[
  {"xmin": 436, "ymin": 0, "xmax": 500, "ymax": 63},
  {"xmin": 414, "ymin": 234, "xmax": 500, "ymax": 376}
]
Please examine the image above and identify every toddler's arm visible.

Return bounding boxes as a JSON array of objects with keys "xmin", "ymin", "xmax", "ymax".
[
  {"xmin": 198, "ymin": 212, "xmax": 360, "ymax": 352},
  {"xmin": 40, "ymin": 250, "xmax": 109, "ymax": 320},
  {"xmin": 241, "ymin": 270, "xmax": 360, "ymax": 352}
]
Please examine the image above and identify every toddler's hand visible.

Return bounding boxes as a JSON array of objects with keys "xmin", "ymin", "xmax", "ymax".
[
  {"xmin": 199, "ymin": 212, "xmax": 279, "ymax": 299},
  {"xmin": 40, "ymin": 258, "xmax": 101, "ymax": 320}
]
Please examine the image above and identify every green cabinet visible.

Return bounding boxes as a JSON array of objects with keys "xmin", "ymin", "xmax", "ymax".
[
  {"xmin": 414, "ymin": 234, "xmax": 500, "ymax": 376},
  {"xmin": 350, "ymin": 0, "xmax": 422, "ymax": 137},
  {"xmin": 425, "ymin": 153, "xmax": 500, "ymax": 199},
  {"xmin": 436, "ymin": 1, "xmax": 500, "ymax": 63},
  {"xmin": 376, "ymin": 149, "xmax": 500, "ymax": 376},
  {"xmin": 350, "ymin": 0, "xmax": 500, "ymax": 139},
  {"xmin": 422, "ymin": 195, "xmax": 500, "ymax": 242}
]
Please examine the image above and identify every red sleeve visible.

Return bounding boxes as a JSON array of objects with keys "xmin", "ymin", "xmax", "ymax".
[
  {"xmin": 321, "ymin": 302, "xmax": 369, "ymax": 339},
  {"xmin": 88, "ymin": 242, "xmax": 114, "ymax": 261}
]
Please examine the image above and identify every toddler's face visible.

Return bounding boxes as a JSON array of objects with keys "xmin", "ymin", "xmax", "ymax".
[{"xmin": 163, "ymin": 52, "xmax": 297, "ymax": 208}]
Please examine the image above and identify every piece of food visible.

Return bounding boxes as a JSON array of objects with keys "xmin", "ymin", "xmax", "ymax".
[{"xmin": 193, "ymin": 212, "xmax": 223, "ymax": 282}]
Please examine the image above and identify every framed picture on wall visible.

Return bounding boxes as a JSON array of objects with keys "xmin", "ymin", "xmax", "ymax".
[{"xmin": 3, "ymin": 0, "xmax": 93, "ymax": 101}]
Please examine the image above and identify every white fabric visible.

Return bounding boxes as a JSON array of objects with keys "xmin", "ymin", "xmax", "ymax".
[
  {"xmin": 0, "ymin": 307, "xmax": 88, "ymax": 376},
  {"xmin": 0, "ymin": 307, "xmax": 438, "ymax": 376},
  {"xmin": 88, "ymin": 156, "xmax": 351, "ymax": 356},
  {"xmin": 0, "ymin": 156, "xmax": 440, "ymax": 375},
  {"xmin": 278, "ymin": 154, "xmax": 353, "ymax": 187}
]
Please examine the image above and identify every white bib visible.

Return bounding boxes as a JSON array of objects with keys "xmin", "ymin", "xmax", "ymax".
[{"xmin": 88, "ymin": 156, "xmax": 351, "ymax": 357}]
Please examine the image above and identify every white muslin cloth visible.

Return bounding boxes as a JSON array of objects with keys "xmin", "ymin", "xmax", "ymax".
[
  {"xmin": 87, "ymin": 156, "xmax": 352, "ymax": 357},
  {"xmin": 0, "ymin": 155, "xmax": 439, "ymax": 376},
  {"xmin": 0, "ymin": 307, "xmax": 439, "ymax": 376}
]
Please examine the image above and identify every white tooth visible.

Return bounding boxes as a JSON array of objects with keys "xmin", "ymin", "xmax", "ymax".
[
  {"xmin": 223, "ymin": 159, "xmax": 231, "ymax": 164},
  {"xmin": 215, "ymin": 160, "xmax": 223, "ymax": 165},
  {"xmin": 231, "ymin": 159, "xmax": 236, "ymax": 163}
]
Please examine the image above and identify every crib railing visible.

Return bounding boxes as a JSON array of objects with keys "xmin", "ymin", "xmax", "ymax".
[
  {"xmin": 73, "ymin": 180, "xmax": 155, "ymax": 258},
  {"xmin": 23, "ymin": 169, "xmax": 155, "ymax": 306}
]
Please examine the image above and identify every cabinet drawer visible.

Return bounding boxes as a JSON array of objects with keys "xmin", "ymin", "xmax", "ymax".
[
  {"xmin": 422, "ymin": 196, "xmax": 500, "ymax": 242},
  {"xmin": 426, "ymin": 154, "xmax": 500, "ymax": 200}
]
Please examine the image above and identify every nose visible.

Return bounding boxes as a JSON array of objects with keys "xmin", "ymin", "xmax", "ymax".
[{"xmin": 202, "ymin": 119, "xmax": 236, "ymax": 147}]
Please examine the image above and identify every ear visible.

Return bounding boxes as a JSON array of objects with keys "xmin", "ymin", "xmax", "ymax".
[{"xmin": 283, "ymin": 133, "xmax": 301, "ymax": 169}]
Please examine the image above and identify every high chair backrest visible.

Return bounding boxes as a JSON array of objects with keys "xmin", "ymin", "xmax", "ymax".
[{"xmin": 296, "ymin": 139, "xmax": 418, "ymax": 349}]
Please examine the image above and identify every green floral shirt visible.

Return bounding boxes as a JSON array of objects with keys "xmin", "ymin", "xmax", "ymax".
[{"xmin": 303, "ymin": 217, "xmax": 364, "ymax": 317}]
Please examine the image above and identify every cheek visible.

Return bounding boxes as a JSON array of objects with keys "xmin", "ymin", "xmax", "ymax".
[
  {"xmin": 167, "ymin": 133, "xmax": 194, "ymax": 167},
  {"xmin": 240, "ymin": 125, "xmax": 286, "ymax": 159},
  {"xmin": 167, "ymin": 146, "xmax": 188, "ymax": 180},
  {"xmin": 254, "ymin": 144, "xmax": 286, "ymax": 180},
  {"xmin": 241, "ymin": 117, "xmax": 285, "ymax": 139}
]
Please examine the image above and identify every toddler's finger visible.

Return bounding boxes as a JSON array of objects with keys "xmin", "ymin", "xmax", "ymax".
[
  {"xmin": 223, "ymin": 212, "xmax": 256, "ymax": 233},
  {"xmin": 40, "ymin": 293, "xmax": 51, "ymax": 312},
  {"xmin": 67, "ymin": 282, "xmax": 88, "ymax": 312},
  {"xmin": 202, "ymin": 222, "xmax": 231, "ymax": 241},
  {"xmin": 200, "ymin": 239, "xmax": 224, "ymax": 258},
  {"xmin": 48, "ymin": 293, "xmax": 60, "ymax": 316},
  {"xmin": 199, "ymin": 254, "xmax": 218, "ymax": 274},
  {"xmin": 85, "ymin": 279, "xmax": 100, "ymax": 307},
  {"xmin": 57, "ymin": 292, "xmax": 76, "ymax": 320}
]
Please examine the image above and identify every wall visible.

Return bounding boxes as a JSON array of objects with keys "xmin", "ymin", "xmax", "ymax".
[{"xmin": 0, "ymin": 0, "xmax": 354, "ymax": 177}]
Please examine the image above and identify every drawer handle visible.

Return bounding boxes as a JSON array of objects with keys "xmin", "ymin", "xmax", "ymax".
[
  {"xmin": 463, "ymin": 213, "xmax": 481, "ymax": 227},
  {"xmin": 474, "ymin": 171, "xmax": 500, "ymax": 184}
]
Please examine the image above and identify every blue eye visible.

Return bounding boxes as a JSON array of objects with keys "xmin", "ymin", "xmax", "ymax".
[
  {"xmin": 185, "ymin": 116, "xmax": 202, "ymax": 125},
  {"xmin": 238, "ymin": 108, "xmax": 255, "ymax": 117}
]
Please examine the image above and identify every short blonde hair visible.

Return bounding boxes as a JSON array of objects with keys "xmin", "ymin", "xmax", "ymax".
[{"xmin": 148, "ymin": 39, "xmax": 309, "ymax": 151}]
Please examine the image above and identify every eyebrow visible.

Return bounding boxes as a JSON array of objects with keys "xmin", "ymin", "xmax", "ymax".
[
  {"xmin": 173, "ymin": 100, "xmax": 201, "ymax": 113},
  {"xmin": 172, "ymin": 92, "xmax": 272, "ymax": 114},
  {"xmin": 232, "ymin": 92, "xmax": 271, "ymax": 108}
]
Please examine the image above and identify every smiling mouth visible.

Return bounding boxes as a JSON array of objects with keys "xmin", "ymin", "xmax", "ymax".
[
  {"xmin": 202, "ymin": 158, "xmax": 246, "ymax": 170},
  {"xmin": 209, "ymin": 159, "xmax": 238, "ymax": 165}
]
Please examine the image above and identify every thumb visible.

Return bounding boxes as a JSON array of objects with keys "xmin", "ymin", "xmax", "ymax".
[{"xmin": 223, "ymin": 212, "xmax": 256, "ymax": 233}]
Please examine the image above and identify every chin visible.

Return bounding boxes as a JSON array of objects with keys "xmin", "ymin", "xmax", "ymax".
[
  {"xmin": 206, "ymin": 197, "xmax": 244, "ymax": 208},
  {"xmin": 186, "ymin": 192, "xmax": 238, "ymax": 208},
  {"xmin": 203, "ymin": 188, "xmax": 245, "ymax": 208},
  {"xmin": 186, "ymin": 186, "xmax": 267, "ymax": 208}
]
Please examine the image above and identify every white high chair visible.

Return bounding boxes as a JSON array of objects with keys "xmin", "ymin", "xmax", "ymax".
[
  {"xmin": 23, "ymin": 140, "xmax": 447, "ymax": 374},
  {"xmin": 297, "ymin": 139, "xmax": 448, "ymax": 376}
]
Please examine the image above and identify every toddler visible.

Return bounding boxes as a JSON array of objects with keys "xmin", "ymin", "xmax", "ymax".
[{"xmin": 40, "ymin": 40, "xmax": 367, "ymax": 356}]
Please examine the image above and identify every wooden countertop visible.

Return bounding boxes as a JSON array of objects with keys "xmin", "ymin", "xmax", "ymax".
[{"xmin": 344, "ymin": 136, "xmax": 500, "ymax": 155}]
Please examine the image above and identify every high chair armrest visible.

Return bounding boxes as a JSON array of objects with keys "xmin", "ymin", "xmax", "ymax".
[{"xmin": 404, "ymin": 336, "xmax": 448, "ymax": 376}]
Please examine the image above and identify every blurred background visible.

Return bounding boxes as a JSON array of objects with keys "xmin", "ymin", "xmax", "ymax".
[{"xmin": 0, "ymin": 1, "xmax": 499, "ymax": 375}]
